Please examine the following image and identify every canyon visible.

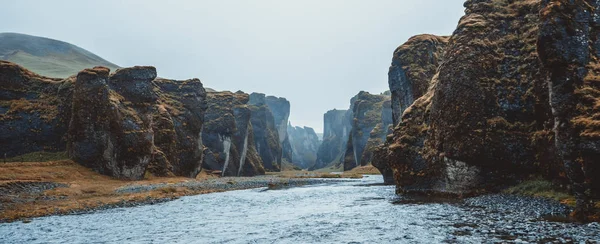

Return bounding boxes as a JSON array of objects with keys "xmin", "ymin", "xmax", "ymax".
[{"xmin": 1, "ymin": 0, "xmax": 600, "ymax": 241}]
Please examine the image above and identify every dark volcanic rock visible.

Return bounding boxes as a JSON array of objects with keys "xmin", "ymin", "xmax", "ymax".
[
  {"xmin": 375, "ymin": 0, "xmax": 578, "ymax": 195},
  {"xmin": 151, "ymin": 78, "xmax": 207, "ymax": 178},
  {"xmin": 388, "ymin": 35, "xmax": 448, "ymax": 126},
  {"xmin": 0, "ymin": 61, "xmax": 72, "ymax": 158},
  {"xmin": 202, "ymin": 91, "xmax": 265, "ymax": 176},
  {"xmin": 68, "ymin": 67, "xmax": 156, "ymax": 180},
  {"xmin": 373, "ymin": 35, "xmax": 448, "ymax": 185},
  {"xmin": 538, "ymin": 0, "xmax": 600, "ymax": 213},
  {"xmin": 343, "ymin": 91, "xmax": 391, "ymax": 171},
  {"xmin": 313, "ymin": 109, "xmax": 351, "ymax": 170},
  {"xmin": 264, "ymin": 95, "xmax": 293, "ymax": 164},
  {"xmin": 287, "ymin": 124, "xmax": 321, "ymax": 169},
  {"xmin": 249, "ymin": 93, "xmax": 282, "ymax": 172}
]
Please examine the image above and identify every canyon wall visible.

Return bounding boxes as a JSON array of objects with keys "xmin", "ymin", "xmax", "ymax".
[
  {"xmin": 343, "ymin": 91, "xmax": 391, "ymax": 171},
  {"xmin": 264, "ymin": 95, "xmax": 293, "ymax": 164},
  {"xmin": 0, "ymin": 61, "xmax": 73, "ymax": 158},
  {"xmin": 202, "ymin": 91, "xmax": 265, "ymax": 176},
  {"xmin": 287, "ymin": 124, "xmax": 321, "ymax": 169},
  {"xmin": 538, "ymin": 0, "xmax": 600, "ymax": 213},
  {"xmin": 374, "ymin": 0, "xmax": 598, "ymax": 213},
  {"xmin": 249, "ymin": 93, "xmax": 282, "ymax": 172},
  {"xmin": 313, "ymin": 109, "xmax": 351, "ymax": 170}
]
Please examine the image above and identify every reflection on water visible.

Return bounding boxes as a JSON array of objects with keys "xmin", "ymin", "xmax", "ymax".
[{"xmin": 0, "ymin": 175, "xmax": 598, "ymax": 243}]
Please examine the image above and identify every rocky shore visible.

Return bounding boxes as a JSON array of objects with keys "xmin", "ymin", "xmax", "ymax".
[{"xmin": 0, "ymin": 160, "xmax": 351, "ymax": 223}]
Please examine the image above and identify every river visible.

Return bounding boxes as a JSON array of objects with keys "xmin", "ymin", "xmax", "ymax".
[{"xmin": 1, "ymin": 175, "xmax": 599, "ymax": 243}]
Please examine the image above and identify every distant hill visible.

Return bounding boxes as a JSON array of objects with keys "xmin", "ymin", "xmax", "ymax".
[{"xmin": 0, "ymin": 33, "xmax": 119, "ymax": 78}]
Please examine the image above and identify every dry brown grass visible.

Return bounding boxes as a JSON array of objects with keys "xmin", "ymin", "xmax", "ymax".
[
  {"xmin": 346, "ymin": 165, "xmax": 381, "ymax": 175},
  {"xmin": 0, "ymin": 160, "xmax": 218, "ymax": 222}
]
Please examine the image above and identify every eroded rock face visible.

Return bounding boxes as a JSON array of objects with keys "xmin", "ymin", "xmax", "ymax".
[
  {"xmin": 68, "ymin": 67, "xmax": 156, "ymax": 180},
  {"xmin": 343, "ymin": 91, "xmax": 391, "ymax": 171},
  {"xmin": 388, "ymin": 35, "xmax": 448, "ymax": 126},
  {"xmin": 313, "ymin": 109, "xmax": 351, "ymax": 170},
  {"xmin": 287, "ymin": 124, "xmax": 321, "ymax": 169},
  {"xmin": 375, "ymin": 0, "xmax": 571, "ymax": 194},
  {"xmin": 66, "ymin": 65, "xmax": 208, "ymax": 180},
  {"xmin": 538, "ymin": 0, "xmax": 600, "ymax": 213},
  {"xmin": 264, "ymin": 95, "xmax": 293, "ymax": 164},
  {"xmin": 151, "ymin": 78, "xmax": 207, "ymax": 178},
  {"xmin": 249, "ymin": 93, "xmax": 282, "ymax": 171},
  {"xmin": 0, "ymin": 61, "xmax": 73, "ymax": 158},
  {"xmin": 202, "ymin": 91, "xmax": 265, "ymax": 176}
]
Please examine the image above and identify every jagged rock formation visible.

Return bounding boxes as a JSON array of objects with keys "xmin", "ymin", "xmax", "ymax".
[
  {"xmin": 343, "ymin": 91, "xmax": 391, "ymax": 171},
  {"xmin": 287, "ymin": 124, "xmax": 321, "ymax": 169},
  {"xmin": 202, "ymin": 91, "xmax": 265, "ymax": 176},
  {"xmin": 150, "ymin": 78, "xmax": 207, "ymax": 178},
  {"xmin": 0, "ymin": 61, "xmax": 73, "ymax": 158},
  {"xmin": 313, "ymin": 109, "xmax": 351, "ymax": 170},
  {"xmin": 388, "ymin": 35, "xmax": 448, "ymax": 126},
  {"xmin": 68, "ymin": 66, "xmax": 156, "ymax": 180},
  {"xmin": 0, "ymin": 61, "xmax": 209, "ymax": 180},
  {"xmin": 538, "ymin": 0, "xmax": 600, "ymax": 214},
  {"xmin": 249, "ymin": 93, "xmax": 282, "ymax": 171},
  {"xmin": 264, "ymin": 95, "xmax": 293, "ymax": 164},
  {"xmin": 373, "ymin": 35, "xmax": 449, "ymax": 184},
  {"xmin": 374, "ymin": 0, "xmax": 600, "ymax": 215}
]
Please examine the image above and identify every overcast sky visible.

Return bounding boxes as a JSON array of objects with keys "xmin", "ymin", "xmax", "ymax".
[{"xmin": 2, "ymin": 0, "xmax": 465, "ymax": 133}]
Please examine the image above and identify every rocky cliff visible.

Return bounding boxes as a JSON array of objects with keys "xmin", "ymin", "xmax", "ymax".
[
  {"xmin": 264, "ymin": 95, "xmax": 293, "ymax": 164},
  {"xmin": 249, "ymin": 93, "xmax": 282, "ymax": 171},
  {"xmin": 313, "ymin": 109, "xmax": 351, "ymax": 170},
  {"xmin": 68, "ymin": 66, "xmax": 157, "ymax": 180},
  {"xmin": 538, "ymin": 0, "xmax": 600, "ymax": 214},
  {"xmin": 372, "ymin": 35, "xmax": 449, "ymax": 184},
  {"xmin": 388, "ymin": 35, "xmax": 449, "ymax": 127},
  {"xmin": 343, "ymin": 91, "xmax": 391, "ymax": 171},
  {"xmin": 0, "ymin": 61, "xmax": 73, "ymax": 158},
  {"xmin": 374, "ymin": 0, "xmax": 599, "ymax": 214},
  {"xmin": 1, "ymin": 61, "xmax": 208, "ymax": 180},
  {"xmin": 149, "ymin": 77, "xmax": 207, "ymax": 177},
  {"xmin": 68, "ymin": 66, "xmax": 208, "ymax": 180},
  {"xmin": 202, "ymin": 91, "xmax": 265, "ymax": 176},
  {"xmin": 287, "ymin": 124, "xmax": 321, "ymax": 169}
]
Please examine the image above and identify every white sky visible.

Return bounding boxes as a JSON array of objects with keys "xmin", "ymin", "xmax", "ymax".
[{"xmin": 1, "ymin": 0, "xmax": 465, "ymax": 133}]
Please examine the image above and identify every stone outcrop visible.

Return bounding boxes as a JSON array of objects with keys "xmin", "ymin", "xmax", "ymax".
[
  {"xmin": 264, "ymin": 95, "xmax": 293, "ymax": 164},
  {"xmin": 313, "ymin": 109, "xmax": 351, "ymax": 170},
  {"xmin": 0, "ymin": 61, "xmax": 73, "ymax": 158},
  {"xmin": 68, "ymin": 66, "xmax": 156, "ymax": 180},
  {"xmin": 537, "ymin": 0, "xmax": 600, "ymax": 214},
  {"xmin": 0, "ymin": 61, "xmax": 209, "ymax": 180},
  {"xmin": 373, "ymin": 35, "xmax": 449, "ymax": 185},
  {"xmin": 150, "ymin": 78, "xmax": 207, "ymax": 178},
  {"xmin": 388, "ymin": 35, "xmax": 448, "ymax": 126},
  {"xmin": 374, "ymin": 0, "xmax": 598, "ymax": 204},
  {"xmin": 287, "ymin": 124, "xmax": 321, "ymax": 169},
  {"xmin": 343, "ymin": 91, "xmax": 391, "ymax": 171},
  {"xmin": 202, "ymin": 91, "xmax": 265, "ymax": 176},
  {"xmin": 249, "ymin": 93, "xmax": 282, "ymax": 171}
]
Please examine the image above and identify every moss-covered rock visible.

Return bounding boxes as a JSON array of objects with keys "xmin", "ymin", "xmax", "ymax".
[
  {"xmin": 0, "ymin": 61, "xmax": 73, "ymax": 158},
  {"xmin": 538, "ymin": 0, "xmax": 600, "ymax": 214},
  {"xmin": 343, "ymin": 91, "xmax": 391, "ymax": 171},
  {"xmin": 202, "ymin": 91, "xmax": 265, "ymax": 176},
  {"xmin": 249, "ymin": 93, "xmax": 282, "ymax": 172},
  {"xmin": 68, "ymin": 66, "xmax": 156, "ymax": 180}
]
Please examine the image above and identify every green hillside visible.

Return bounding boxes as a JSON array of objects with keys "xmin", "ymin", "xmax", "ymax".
[{"xmin": 0, "ymin": 33, "xmax": 119, "ymax": 78}]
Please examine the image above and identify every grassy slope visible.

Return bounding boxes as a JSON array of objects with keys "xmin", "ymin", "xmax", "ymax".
[{"xmin": 0, "ymin": 33, "xmax": 119, "ymax": 78}]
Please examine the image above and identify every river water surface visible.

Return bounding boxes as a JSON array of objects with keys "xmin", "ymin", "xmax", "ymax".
[{"xmin": 1, "ymin": 175, "xmax": 599, "ymax": 243}]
